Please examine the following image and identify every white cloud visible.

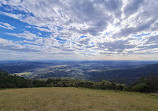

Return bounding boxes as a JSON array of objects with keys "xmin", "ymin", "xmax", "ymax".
[
  {"xmin": 0, "ymin": 0, "xmax": 158, "ymax": 60},
  {"xmin": 0, "ymin": 38, "xmax": 40, "ymax": 52},
  {"xmin": 6, "ymin": 31, "xmax": 38, "ymax": 40},
  {"xmin": 0, "ymin": 22, "xmax": 16, "ymax": 30}
]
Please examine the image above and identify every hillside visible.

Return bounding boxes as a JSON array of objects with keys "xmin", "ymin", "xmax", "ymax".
[
  {"xmin": 88, "ymin": 63, "xmax": 158, "ymax": 84},
  {"xmin": 0, "ymin": 87, "xmax": 158, "ymax": 111},
  {"xmin": 0, "ymin": 62, "xmax": 52, "ymax": 73},
  {"xmin": 0, "ymin": 70, "xmax": 32, "ymax": 88}
]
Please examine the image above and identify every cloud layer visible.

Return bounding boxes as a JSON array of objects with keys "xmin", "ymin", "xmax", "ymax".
[{"xmin": 0, "ymin": 0, "xmax": 158, "ymax": 60}]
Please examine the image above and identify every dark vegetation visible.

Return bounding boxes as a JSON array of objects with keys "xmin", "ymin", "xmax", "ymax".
[
  {"xmin": 1, "ymin": 70, "xmax": 158, "ymax": 93},
  {"xmin": 0, "ymin": 70, "xmax": 32, "ymax": 88},
  {"xmin": 0, "ymin": 70, "xmax": 126, "ymax": 91},
  {"xmin": 130, "ymin": 75, "xmax": 158, "ymax": 93},
  {"xmin": 88, "ymin": 63, "xmax": 158, "ymax": 84}
]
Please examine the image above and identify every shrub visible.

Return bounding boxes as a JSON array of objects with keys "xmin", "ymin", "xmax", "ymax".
[{"xmin": 131, "ymin": 83, "xmax": 149, "ymax": 92}]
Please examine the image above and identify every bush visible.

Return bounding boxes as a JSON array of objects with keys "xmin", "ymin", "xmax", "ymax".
[
  {"xmin": 130, "ymin": 75, "xmax": 158, "ymax": 93},
  {"xmin": 131, "ymin": 83, "xmax": 149, "ymax": 92}
]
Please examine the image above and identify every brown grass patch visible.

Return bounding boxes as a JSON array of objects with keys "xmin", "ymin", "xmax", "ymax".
[{"xmin": 0, "ymin": 87, "xmax": 158, "ymax": 111}]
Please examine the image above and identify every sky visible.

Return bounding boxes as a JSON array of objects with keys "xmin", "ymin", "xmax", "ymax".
[{"xmin": 0, "ymin": 0, "xmax": 158, "ymax": 60}]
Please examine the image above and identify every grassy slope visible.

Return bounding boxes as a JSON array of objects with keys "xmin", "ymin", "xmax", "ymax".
[{"xmin": 0, "ymin": 87, "xmax": 158, "ymax": 111}]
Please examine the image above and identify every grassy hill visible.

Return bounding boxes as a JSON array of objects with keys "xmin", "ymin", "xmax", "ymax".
[{"xmin": 0, "ymin": 87, "xmax": 158, "ymax": 111}]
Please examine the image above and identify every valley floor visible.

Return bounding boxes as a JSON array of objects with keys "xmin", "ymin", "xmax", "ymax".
[{"xmin": 0, "ymin": 87, "xmax": 158, "ymax": 111}]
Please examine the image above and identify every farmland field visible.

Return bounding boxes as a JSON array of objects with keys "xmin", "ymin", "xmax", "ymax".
[{"xmin": 0, "ymin": 87, "xmax": 158, "ymax": 111}]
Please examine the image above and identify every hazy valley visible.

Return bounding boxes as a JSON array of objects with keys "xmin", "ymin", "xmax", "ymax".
[{"xmin": 1, "ymin": 60, "xmax": 158, "ymax": 84}]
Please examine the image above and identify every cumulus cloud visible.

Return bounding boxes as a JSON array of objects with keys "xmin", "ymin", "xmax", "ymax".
[
  {"xmin": 0, "ymin": 0, "xmax": 158, "ymax": 60},
  {"xmin": 0, "ymin": 38, "xmax": 39, "ymax": 52},
  {"xmin": 124, "ymin": 0, "xmax": 144, "ymax": 17}
]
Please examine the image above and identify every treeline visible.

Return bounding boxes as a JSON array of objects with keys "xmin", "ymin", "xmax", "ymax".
[
  {"xmin": 1, "ymin": 70, "xmax": 158, "ymax": 93},
  {"xmin": 130, "ymin": 76, "xmax": 158, "ymax": 93},
  {"xmin": 0, "ymin": 70, "xmax": 126, "ymax": 91},
  {"xmin": 0, "ymin": 70, "xmax": 33, "ymax": 88}
]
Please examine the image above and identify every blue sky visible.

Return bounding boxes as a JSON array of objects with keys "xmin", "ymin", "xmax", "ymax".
[{"xmin": 0, "ymin": 0, "xmax": 158, "ymax": 60}]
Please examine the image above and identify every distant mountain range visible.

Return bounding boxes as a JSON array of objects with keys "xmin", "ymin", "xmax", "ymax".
[{"xmin": 0, "ymin": 60, "xmax": 158, "ymax": 84}]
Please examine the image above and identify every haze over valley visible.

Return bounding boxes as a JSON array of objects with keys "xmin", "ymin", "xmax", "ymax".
[{"xmin": 1, "ymin": 60, "xmax": 158, "ymax": 84}]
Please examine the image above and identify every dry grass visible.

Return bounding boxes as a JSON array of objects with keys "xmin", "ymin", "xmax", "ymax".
[{"xmin": 0, "ymin": 87, "xmax": 158, "ymax": 111}]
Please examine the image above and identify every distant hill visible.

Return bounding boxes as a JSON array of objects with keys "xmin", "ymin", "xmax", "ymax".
[
  {"xmin": 0, "ymin": 62, "xmax": 52, "ymax": 73},
  {"xmin": 87, "ymin": 63, "xmax": 158, "ymax": 84}
]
